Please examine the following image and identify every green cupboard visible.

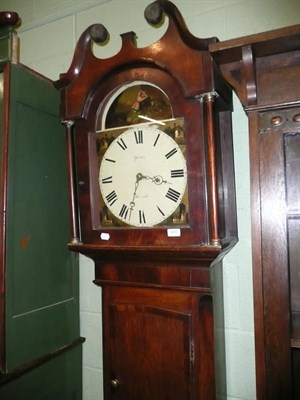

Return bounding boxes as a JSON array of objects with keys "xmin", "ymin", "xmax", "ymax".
[{"xmin": 0, "ymin": 12, "xmax": 82, "ymax": 400}]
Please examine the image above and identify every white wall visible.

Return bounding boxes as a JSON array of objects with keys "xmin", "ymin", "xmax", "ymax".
[{"xmin": 1, "ymin": 1, "xmax": 299, "ymax": 399}]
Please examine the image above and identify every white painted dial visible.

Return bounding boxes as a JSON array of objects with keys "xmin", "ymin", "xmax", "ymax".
[{"xmin": 99, "ymin": 125, "xmax": 187, "ymax": 227}]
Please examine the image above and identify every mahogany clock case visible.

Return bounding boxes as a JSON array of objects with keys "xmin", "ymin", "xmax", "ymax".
[{"xmin": 55, "ymin": 1, "xmax": 238, "ymax": 399}]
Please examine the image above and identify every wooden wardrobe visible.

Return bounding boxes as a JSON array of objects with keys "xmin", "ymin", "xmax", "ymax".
[{"xmin": 210, "ymin": 23, "xmax": 300, "ymax": 400}]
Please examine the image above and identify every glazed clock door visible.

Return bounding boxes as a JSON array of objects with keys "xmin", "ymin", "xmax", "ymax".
[
  {"xmin": 94, "ymin": 83, "xmax": 190, "ymax": 233},
  {"xmin": 103, "ymin": 286, "xmax": 214, "ymax": 400}
]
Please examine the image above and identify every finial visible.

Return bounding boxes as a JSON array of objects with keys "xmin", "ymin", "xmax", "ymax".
[
  {"xmin": 0, "ymin": 12, "xmax": 21, "ymax": 62},
  {"xmin": 144, "ymin": 1, "xmax": 164, "ymax": 25},
  {"xmin": 0, "ymin": 12, "xmax": 20, "ymax": 30}
]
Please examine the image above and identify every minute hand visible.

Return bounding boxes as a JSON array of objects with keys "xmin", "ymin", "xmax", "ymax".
[{"xmin": 128, "ymin": 173, "xmax": 143, "ymax": 220}]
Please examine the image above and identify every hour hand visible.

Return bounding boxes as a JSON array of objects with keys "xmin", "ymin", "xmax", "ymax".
[{"xmin": 141, "ymin": 174, "xmax": 171, "ymax": 185}]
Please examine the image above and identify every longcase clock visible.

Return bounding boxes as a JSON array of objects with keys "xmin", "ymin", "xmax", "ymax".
[{"xmin": 56, "ymin": 1, "xmax": 238, "ymax": 398}]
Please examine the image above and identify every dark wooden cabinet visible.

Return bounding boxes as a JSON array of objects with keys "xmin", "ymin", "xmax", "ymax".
[
  {"xmin": 210, "ymin": 23, "xmax": 300, "ymax": 400},
  {"xmin": 0, "ymin": 13, "xmax": 82, "ymax": 398}
]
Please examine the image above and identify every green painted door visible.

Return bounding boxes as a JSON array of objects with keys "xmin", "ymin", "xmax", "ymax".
[{"xmin": 0, "ymin": 62, "xmax": 81, "ymax": 396}]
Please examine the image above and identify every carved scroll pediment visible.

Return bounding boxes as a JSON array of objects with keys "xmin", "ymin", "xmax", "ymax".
[{"xmin": 55, "ymin": 0, "xmax": 219, "ymax": 119}]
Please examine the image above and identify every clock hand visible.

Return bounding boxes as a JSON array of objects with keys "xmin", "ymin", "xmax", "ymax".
[
  {"xmin": 140, "ymin": 174, "xmax": 172, "ymax": 185},
  {"xmin": 129, "ymin": 173, "xmax": 144, "ymax": 220},
  {"xmin": 128, "ymin": 172, "xmax": 171, "ymax": 220}
]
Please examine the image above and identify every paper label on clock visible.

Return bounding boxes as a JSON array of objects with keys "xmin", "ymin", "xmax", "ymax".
[
  {"xmin": 100, "ymin": 232, "xmax": 110, "ymax": 241},
  {"xmin": 167, "ymin": 228, "xmax": 181, "ymax": 237}
]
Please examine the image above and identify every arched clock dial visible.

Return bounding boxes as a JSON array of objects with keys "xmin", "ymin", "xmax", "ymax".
[{"xmin": 99, "ymin": 124, "xmax": 187, "ymax": 227}]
